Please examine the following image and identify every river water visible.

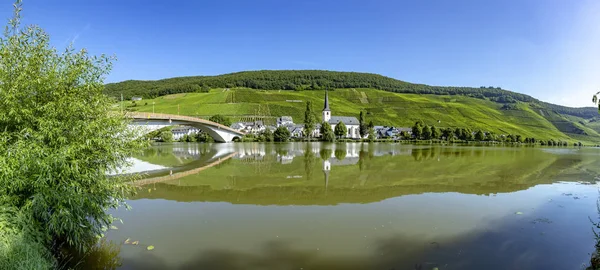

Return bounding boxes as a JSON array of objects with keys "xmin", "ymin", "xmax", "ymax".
[{"xmin": 103, "ymin": 142, "xmax": 600, "ymax": 270}]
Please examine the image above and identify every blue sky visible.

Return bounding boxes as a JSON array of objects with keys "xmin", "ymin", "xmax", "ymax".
[{"xmin": 2, "ymin": 0, "xmax": 599, "ymax": 107}]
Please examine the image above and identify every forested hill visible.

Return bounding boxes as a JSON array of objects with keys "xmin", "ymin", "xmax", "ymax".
[{"xmin": 104, "ymin": 70, "xmax": 596, "ymax": 119}]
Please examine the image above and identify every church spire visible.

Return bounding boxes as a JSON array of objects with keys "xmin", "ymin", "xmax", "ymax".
[
  {"xmin": 323, "ymin": 90, "xmax": 330, "ymax": 111},
  {"xmin": 322, "ymin": 90, "xmax": 331, "ymax": 122}
]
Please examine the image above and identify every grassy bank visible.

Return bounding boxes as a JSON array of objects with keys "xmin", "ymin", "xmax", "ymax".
[{"xmin": 0, "ymin": 206, "xmax": 54, "ymax": 269}]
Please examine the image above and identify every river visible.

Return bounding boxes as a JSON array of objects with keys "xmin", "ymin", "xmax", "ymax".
[{"xmin": 100, "ymin": 142, "xmax": 600, "ymax": 270}]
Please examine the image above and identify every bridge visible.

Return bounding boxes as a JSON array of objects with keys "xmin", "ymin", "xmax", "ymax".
[{"xmin": 127, "ymin": 112, "xmax": 244, "ymax": 143}]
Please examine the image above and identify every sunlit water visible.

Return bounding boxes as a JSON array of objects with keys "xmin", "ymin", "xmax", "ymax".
[{"xmin": 103, "ymin": 143, "xmax": 600, "ymax": 270}]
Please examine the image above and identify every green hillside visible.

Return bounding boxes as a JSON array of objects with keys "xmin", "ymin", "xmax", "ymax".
[
  {"xmin": 106, "ymin": 70, "xmax": 600, "ymax": 143},
  {"xmin": 120, "ymin": 88, "xmax": 599, "ymax": 143}
]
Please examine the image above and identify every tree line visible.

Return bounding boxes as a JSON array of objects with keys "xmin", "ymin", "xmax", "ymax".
[{"xmin": 410, "ymin": 121, "xmax": 577, "ymax": 145}]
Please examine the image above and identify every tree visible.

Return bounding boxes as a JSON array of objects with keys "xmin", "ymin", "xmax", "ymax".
[
  {"xmin": 187, "ymin": 133, "xmax": 197, "ymax": 142},
  {"xmin": 442, "ymin": 128, "xmax": 453, "ymax": 140},
  {"xmin": 367, "ymin": 126, "xmax": 376, "ymax": 142},
  {"xmin": 196, "ymin": 132, "xmax": 214, "ymax": 143},
  {"xmin": 320, "ymin": 122, "xmax": 336, "ymax": 142},
  {"xmin": 201, "ymin": 84, "xmax": 210, "ymax": 93},
  {"xmin": 454, "ymin": 128, "xmax": 461, "ymax": 139},
  {"xmin": 274, "ymin": 126, "xmax": 291, "ymax": 142},
  {"xmin": 334, "ymin": 121, "xmax": 347, "ymax": 139},
  {"xmin": 475, "ymin": 130, "xmax": 485, "ymax": 141},
  {"xmin": 158, "ymin": 130, "xmax": 174, "ymax": 142},
  {"xmin": 0, "ymin": 0, "xmax": 145, "ymax": 256},
  {"xmin": 431, "ymin": 126, "xmax": 440, "ymax": 140},
  {"xmin": 359, "ymin": 111, "xmax": 368, "ymax": 138},
  {"xmin": 261, "ymin": 128, "xmax": 274, "ymax": 142},
  {"xmin": 303, "ymin": 101, "xmax": 317, "ymax": 140},
  {"xmin": 412, "ymin": 122, "xmax": 423, "ymax": 139},
  {"xmin": 515, "ymin": 135, "xmax": 524, "ymax": 143},
  {"xmin": 464, "ymin": 128, "xmax": 474, "ymax": 141},
  {"xmin": 209, "ymin": 114, "xmax": 232, "ymax": 127},
  {"xmin": 422, "ymin": 125, "xmax": 432, "ymax": 140}
]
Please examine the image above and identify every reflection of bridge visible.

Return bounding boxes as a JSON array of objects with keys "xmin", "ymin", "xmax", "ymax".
[
  {"xmin": 127, "ymin": 112, "xmax": 244, "ymax": 143},
  {"xmin": 134, "ymin": 152, "xmax": 237, "ymax": 186}
]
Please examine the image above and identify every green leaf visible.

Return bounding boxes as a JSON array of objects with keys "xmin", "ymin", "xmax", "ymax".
[
  {"xmin": 110, "ymin": 225, "xmax": 118, "ymax": 230},
  {"xmin": 147, "ymin": 245, "xmax": 155, "ymax": 251}
]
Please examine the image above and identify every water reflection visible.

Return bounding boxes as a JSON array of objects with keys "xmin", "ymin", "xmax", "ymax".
[
  {"xmin": 131, "ymin": 143, "xmax": 599, "ymax": 204},
  {"xmin": 105, "ymin": 143, "xmax": 600, "ymax": 270}
]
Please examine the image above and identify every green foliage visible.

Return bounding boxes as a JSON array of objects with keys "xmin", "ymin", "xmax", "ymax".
[
  {"xmin": 422, "ymin": 125, "xmax": 432, "ymax": 140},
  {"xmin": 196, "ymin": 132, "xmax": 214, "ymax": 143},
  {"xmin": 431, "ymin": 126, "xmax": 440, "ymax": 140},
  {"xmin": 0, "ymin": 204, "xmax": 54, "ymax": 269},
  {"xmin": 104, "ymin": 70, "xmax": 534, "ymax": 106},
  {"xmin": 319, "ymin": 148, "xmax": 333, "ymax": 160},
  {"xmin": 158, "ymin": 130, "xmax": 173, "ymax": 142},
  {"xmin": 334, "ymin": 121, "xmax": 347, "ymax": 138},
  {"xmin": 320, "ymin": 122, "xmax": 336, "ymax": 142},
  {"xmin": 303, "ymin": 101, "xmax": 316, "ymax": 139},
  {"xmin": 0, "ymin": 0, "xmax": 145, "ymax": 256},
  {"xmin": 201, "ymin": 84, "xmax": 210, "ymax": 93},
  {"xmin": 186, "ymin": 133, "xmax": 197, "ymax": 142},
  {"xmin": 274, "ymin": 126, "xmax": 291, "ymax": 142},
  {"xmin": 260, "ymin": 128, "xmax": 274, "ymax": 142},
  {"xmin": 367, "ymin": 127, "xmax": 376, "ymax": 142},
  {"xmin": 209, "ymin": 114, "xmax": 232, "ymax": 127},
  {"xmin": 475, "ymin": 130, "xmax": 485, "ymax": 141},
  {"xmin": 359, "ymin": 111, "xmax": 367, "ymax": 137},
  {"xmin": 412, "ymin": 122, "xmax": 423, "ymax": 139},
  {"xmin": 442, "ymin": 128, "xmax": 453, "ymax": 140},
  {"xmin": 116, "ymin": 87, "xmax": 600, "ymax": 144},
  {"xmin": 334, "ymin": 148, "xmax": 347, "ymax": 160}
]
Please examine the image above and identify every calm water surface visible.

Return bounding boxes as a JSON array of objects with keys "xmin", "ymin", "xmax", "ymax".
[{"xmin": 105, "ymin": 143, "xmax": 600, "ymax": 270}]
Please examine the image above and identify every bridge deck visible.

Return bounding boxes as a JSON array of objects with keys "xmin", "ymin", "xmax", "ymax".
[{"xmin": 127, "ymin": 112, "xmax": 243, "ymax": 135}]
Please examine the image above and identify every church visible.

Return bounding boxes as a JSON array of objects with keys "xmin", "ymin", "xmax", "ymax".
[{"xmin": 321, "ymin": 91, "xmax": 361, "ymax": 139}]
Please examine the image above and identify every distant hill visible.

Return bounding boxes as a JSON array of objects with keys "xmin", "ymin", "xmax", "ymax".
[{"xmin": 104, "ymin": 70, "xmax": 600, "ymax": 143}]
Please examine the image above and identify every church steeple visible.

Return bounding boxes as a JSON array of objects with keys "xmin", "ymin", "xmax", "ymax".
[
  {"xmin": 323, "ymin": 90, "xmax": 330, "ymax": 111},
  {"xmin": 322, "ymin": 90, "xmax": 331, "ymax": 122}
]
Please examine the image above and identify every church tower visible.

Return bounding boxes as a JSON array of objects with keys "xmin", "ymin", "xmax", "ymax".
[{"xmin": 322, "ymin": 90, "xmax": 331, "ymax": 122}]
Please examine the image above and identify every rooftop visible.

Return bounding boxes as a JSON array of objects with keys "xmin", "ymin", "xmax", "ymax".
[{"xmin": 328, "ymin": 116, "xmax": 359, "ymax": 125}]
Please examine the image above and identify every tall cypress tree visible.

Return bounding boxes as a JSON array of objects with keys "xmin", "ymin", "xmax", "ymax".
[{"xmin": 303, "ymin": 101, "xmax": 316, "ymax": 141}]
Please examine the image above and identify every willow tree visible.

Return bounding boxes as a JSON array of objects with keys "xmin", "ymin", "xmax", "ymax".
[{"xmin": 0, "ymin": 0, "xmax": 145, "ymax": 253}]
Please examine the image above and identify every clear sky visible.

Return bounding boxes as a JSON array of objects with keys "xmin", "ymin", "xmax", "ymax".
[{"xmin": 2, "ymin": 0, "xmax": 599, "ymax": 107}]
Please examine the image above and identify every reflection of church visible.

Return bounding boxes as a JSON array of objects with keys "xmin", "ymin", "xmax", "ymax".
[{"xmin": 323, "ymin": 159, "xmax": 330, "ymax": 190}]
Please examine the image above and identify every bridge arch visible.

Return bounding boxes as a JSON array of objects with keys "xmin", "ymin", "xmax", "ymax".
[{"xmin": 127, "ymin": 113, "xmax": 244, "ymax": 143}]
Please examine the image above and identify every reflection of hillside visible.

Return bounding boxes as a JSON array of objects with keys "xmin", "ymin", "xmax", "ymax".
[
  {"xmin": 134, "ymin": 180, "xmax": 546, "ymax": 205},
  {"xmin": 133, "ymin": 145, "xmax": 600, "ymax": 205},
  {"xmin": 135, "ymin": 143, "xmax": 214, "ymax": 167}
]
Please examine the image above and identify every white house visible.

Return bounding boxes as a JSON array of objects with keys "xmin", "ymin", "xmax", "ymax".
[
  {"xmin": 171, "ymin": 126, "xmax": 201, "ymax": 140},
  {"xmin": 276, "ymin": 116, "xmax": 294, "ymax": 127},
  {"xmin": 321, "ymin": 91, "xmax": 361, "ymax": 139}
]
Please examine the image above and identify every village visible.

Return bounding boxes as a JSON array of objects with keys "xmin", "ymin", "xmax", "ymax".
[{"xmin": 170, "ymin": 91, "xmax": 413, "ymax": 141}]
